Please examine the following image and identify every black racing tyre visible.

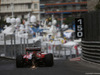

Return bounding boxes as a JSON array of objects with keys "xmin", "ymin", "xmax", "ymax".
[
  {"xmin": 16, "ymin": 55, "xmax": 24, "ymax": 68},
  {"xmin": 44, "ymin": 53, "xmax": 54, "ymax": 67}
]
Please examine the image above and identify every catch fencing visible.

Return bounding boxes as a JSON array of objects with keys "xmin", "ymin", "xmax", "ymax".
[
  {"xmin": 0, "ymin": 34, "xmax": 40, "ymax": 59},
  {"xmin": 81, "ymin": 11, "xmax": 100, "ymax": 64},
  {"xmin": 41, "ymin": 43, "xmax": 81, "ymax": 59},
  {"xmin": 0, "ymin": 34, "xmax": 81, "ymax": 59}
]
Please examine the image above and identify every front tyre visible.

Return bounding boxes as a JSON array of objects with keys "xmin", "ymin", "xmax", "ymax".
[
  {"xmin": 44, "ymin": 54, "xmax": 54, "ymax": 67},
  {"xmin": 16, "ymin": 55, "xmax": 24, "ymax": 68}
]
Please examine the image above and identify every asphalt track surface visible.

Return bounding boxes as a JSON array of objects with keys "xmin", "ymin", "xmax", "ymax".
[{"xmin": 0, "ymin": 58, "xmax": 100, "ymax": 75}]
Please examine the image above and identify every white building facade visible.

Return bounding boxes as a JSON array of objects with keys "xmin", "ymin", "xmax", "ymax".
[{"xmin": 0, "ymin": 0, "xmax": 40, "ymax": 21}]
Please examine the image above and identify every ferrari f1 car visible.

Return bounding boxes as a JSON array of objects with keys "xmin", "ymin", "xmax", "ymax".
[{"xmin": 16, "ymin": 47, "xmax": 54, "ymax": 68}]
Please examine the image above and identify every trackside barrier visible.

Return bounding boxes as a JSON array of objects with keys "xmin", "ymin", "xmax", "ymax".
[
  {"xmin": 41, "ymin": 43, "xmax": 81, "ymax": 59},
  {"xmin": 82, "ymin": 41, "xmax": 100, "ymax": 64},
  {"xmin": 0, "ymin": 34, "xmax": 40, "ymax": 59},
  {"xmin": 0, "ymin": 34, "xmax": 81, "ymax": 59}
]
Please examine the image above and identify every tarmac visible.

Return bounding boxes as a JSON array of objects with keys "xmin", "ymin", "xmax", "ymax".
[{"xmin": 0, "ymin": 57, "xmax": 100, "ymax": 75}]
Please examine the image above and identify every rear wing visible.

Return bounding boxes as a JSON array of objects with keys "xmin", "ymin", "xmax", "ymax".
[{"xmin": 25, "ymin": 47, "xmax": 41, "ymax": 51}]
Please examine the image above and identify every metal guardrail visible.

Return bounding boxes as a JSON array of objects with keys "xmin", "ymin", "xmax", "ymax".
[
  {"xmin": 0, "ymin": 34, "xmax": 41, "ymax": 58},
  {"xmin": 82, "ymin": 44, "xmax": 100, "ymax": 48},
  {"xmin": 82, "ymin": 41, "xmax": 100, "ymax": 64},
  {"xmin": 82, "ymin": 46, "xmax": 100, "ymax": 51},
  {"xmin": 81, "ymin": 11, "xmax": 100, "ymax": 64},
  {"xmin": 82, "ymin": 52, "xmax": 100, "ymax": 59},
  {"xmin": 41, "ymin": 43, "xmax": 80, "ymax": 59},
  {"xmin": 82, "ymin": 56, "xmax": 100, "ymax": 63},
  {"xmin": 0, "ymin": 34, "xmax": 81, "ymax": 59},
  {"xmin": 82, "ymin": 41, "xmax": 100, "ymax": 43},
  {"xmin": 82, "ymin": 49, "xmax": 100, "ymax": 55}
]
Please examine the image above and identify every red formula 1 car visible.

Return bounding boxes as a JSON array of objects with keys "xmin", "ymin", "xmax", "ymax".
[{"xmin": 16, "ymin": 47, "xmax": 54, "ymax": 68}]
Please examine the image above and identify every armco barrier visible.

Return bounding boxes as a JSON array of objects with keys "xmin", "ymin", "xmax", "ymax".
[
  {"xmin": 0, "ymin": 34, "xmax": 41, "ymax": 59},
  {"xmin": 82, "ymin": 11, "xmax": 100, "ymax": 64},
  {"xmin": 0, "ymin": 34, "xmax": 81, "ymax": 59},
  {"xmin": 41, "ymin": 43, "xmax": 81, "ymax": 59},
  {"xmin": 82, "ymin": 41, "xmax": 100, "ymax": 63}
]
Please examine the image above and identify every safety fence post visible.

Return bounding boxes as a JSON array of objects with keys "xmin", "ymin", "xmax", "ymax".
[
  {"xmin": 4, "ymin": 34, "xmax": 6, "ymax": 56},
  {"xmin": 27, "ymin": 38, "xmax": 28, "ymax": 47},
  {"xmin": 65, "ymin": 48, "xmax": 66, "ymax": 59},
  {"xmin": 33, "ymin": 40, "xmax": 35, "ymax": 47},
  {"xmin": 20, "ymin": 37, "xmax": 22, "ymax": 54},
  {"xmin": 59, "ymin": 49, "xmax": 60, "ymax": 58},
  {"xmin": 14, "ymin": 34, "xmax": 16, "ymax": 57},
  {"xmin": 46, "ymin": 44, "xmax": 48, "ymax": 53},
  {"xmin": 23, "ymin": 38, "xmax": 25, "ymax": 54},
  {"xmin": 10, "ymin": 35, "xmax": 13, "ymax": 57},
  {"xmin": 54, "ymin": 45, "xmax": 56, "ymax": 57},
  {"xmin": 70, "ymin": 46, "xmax": 73, "ymax": 59},
  {"xmin": 52, "ymin": 45, "xmax": 54, "ymax": 56}
]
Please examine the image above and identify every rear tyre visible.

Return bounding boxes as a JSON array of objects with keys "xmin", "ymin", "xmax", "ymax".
[
  {"xmin": 45, "ymin": 54, "xmax": 54, "ymax": 67},
  {"xmin": 16, "ymin": 55, "xmax": 24, "ymax": 68}
]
